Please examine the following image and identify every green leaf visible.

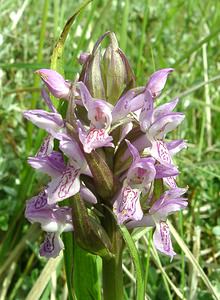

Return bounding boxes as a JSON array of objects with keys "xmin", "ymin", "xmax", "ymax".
[
  {"xmin": 62, "ymin": 232, "xmax": 75, "ymax": 300},
  {"xmin": 50, "ymin": 0, "xmax": 92, "ymax": 74},
  {"xmin": 118, "ymin": 225, "xmax": 145, "ymax": 300},
  {"xmin": 73, "ymin": 241, "xmax": 102, "ymax": 300}
]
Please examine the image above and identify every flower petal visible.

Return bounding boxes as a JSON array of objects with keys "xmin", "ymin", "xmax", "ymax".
[
  {"xmin": 25, "ymin": 190, "xmax": 73, "ymax": 232},
  {"xmin": 78, "ymin": 81, "xmax": 112, "ymax": 129},
  {"xmin": 125, "ymin": 139, "xmax": 140, "ymax": 163},
  {"xmin": 166, "ymin": 139, "xmax": 187, "ymax": 156},
  {"xmin": 46, "ymin": 164, "xmax": 81, "ymax": 204},
  {"xmin": 150, "ymin": 140, "xmax": 173, "ymax": 166},
  {"xmin": 28, "ymin": 151, "xmax": 65, "ymax": 177},
  {"xmin": 149, "ymin": 112, "xmax": 185, "ymax": 139},
  {"xmin": 155, "ymin": 164, "xmax": 179, "ymax": 179},
  {"xmin": 149, "ymin": 187, "xmax": 188, "ymax": 218},
  {"xmin": 126, "ymin": 214, "xmax": 155, "ymax": 229},
  {"xmin": 58, "ymin": 133, "xmax": 86, "ymax": 169},
  {"xmin": 112, "ymin": 90, "xmax": 136, "ymax": 122},
  {"xmin": 153, "ymin": 98, "xmax": 179, "ymax": 120},
  {"xmin": 23, "ymin": 110, "xmax": 64, "ymax": 135},
  {"xmin": 139, "ymin": 90, "xmax": 154, "ymax": 132},
  {"xmin": 146, "ymin": 68, "xmax": 174, "ymax": 98},
  {"xmin": 163, "ymin": 176, "xmax": 178, "ymax": 189},
  {"xmin": 39, "ymin": 232, "xmax": 64, "ymax": 258},
  {"xmin": 153, "ymin": 221, "xmax": 176, "ymax": 259},
  {"xmin": 36, "ymin": 135, "xmax": 54, "ymax": 157},
  {"xmin": 127, "ymin": 159, "xmax": 156, "ymax": 189},
  {"xmin": 80, "ymin": 185, "xmax": 97, "ymax": 204},
  {"xmin": 78, "ymin": 122, "xmax": 114, "ymax": 153},
  {"xmin": 113, "ymin": 185, "xmax": 143, "ymax": 224},
  {"xmin": 25, "ymin": 191, "xmax": 54, "ymax": 224},
  {"xmin": 41, "ymin": 88, "xmax": 57, "ymax": 113},
  {"xmin": 36, "ymin": 69, "xmax": 71, "ymax": 99}
]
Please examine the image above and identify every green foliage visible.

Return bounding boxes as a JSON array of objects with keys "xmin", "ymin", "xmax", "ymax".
[{"xmin": 0, "ymin": 0, "xmax": 220, "ymax": 299}]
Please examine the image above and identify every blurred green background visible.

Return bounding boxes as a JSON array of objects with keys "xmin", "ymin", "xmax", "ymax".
[{"xmin": 0, "ymin": 0, "xmax": 220, "ymax": 299}]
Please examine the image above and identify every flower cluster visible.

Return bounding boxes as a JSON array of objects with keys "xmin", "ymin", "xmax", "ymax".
[{"xmin": 24, "ymin": 32, "xmax": 187, "ymax": 259}]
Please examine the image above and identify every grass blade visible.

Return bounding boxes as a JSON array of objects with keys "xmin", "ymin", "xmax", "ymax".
[
  {"xmin": 26, "ymin": 254, "xmax": 63, "ymax": 300},
  {"xmin": 168, "ymin": 220, "xmax": 219, "ymax": 300},
  {"xmin": 50, "ymin": 0, "xmax": 92, "ymax": 74}
]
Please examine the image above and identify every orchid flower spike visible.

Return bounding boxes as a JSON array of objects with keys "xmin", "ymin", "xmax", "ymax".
[{"xmin": 24, "ymin": 32, "xmax": 188, "ymax": 260}]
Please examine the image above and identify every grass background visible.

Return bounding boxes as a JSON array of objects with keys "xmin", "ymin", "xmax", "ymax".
[{"xmin": 0, "ymin": 0, "xmax": 220, "ymax": 299}]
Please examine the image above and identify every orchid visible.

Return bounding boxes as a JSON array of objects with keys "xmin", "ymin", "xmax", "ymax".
[
  {"xmin": 25, "ymin": 190, "xmax": 73, "ymax": 257},
  {"xmin": 24, "ymin": 32, "xmax": 188, "ymax": 300},
  {"xmin": 127, "ymin": 188, "xmax": 187, "ymax": 259}
]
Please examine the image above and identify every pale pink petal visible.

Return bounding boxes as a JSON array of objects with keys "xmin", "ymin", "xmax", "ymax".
[
  {"xmin": 153, "ymin": 98, "xmax": 179, "ymax": 120},
  {"xmin": 46, "ymin": 164, "xmax": 81, "ymax": 204},
  {"xmin": 40, "ymin": 232, "xmax": 64, "ymax": 258},
  {"xmin": 150, "ymin": 140, "xmax": 173, "ymax": 166},
  {"xmin": 80, "ymin": 185, "xmax": 97, "ymax": 204},
  {"xmin": 146, "ymin": 68, "xmax": 174, "ymax": 98},
  {"xmin": 36, "ymin": 135, "xmax": 54, "ymax": 157},
  {"xmin": 149, "ymin": 113, "xmax": 185, "ymax": 139},
  {"xmin": 153, "ymin": 221, "xmax": 176, "ymax": 259},
  {"xmin": 113, "ymin": 185, "xmax": 143, "ymax": 224}
]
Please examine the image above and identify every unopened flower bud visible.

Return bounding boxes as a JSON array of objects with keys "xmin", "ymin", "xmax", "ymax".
[
  {"xmin": 36, "ymin": 69, "xmax": 71, "ymax": 100},
  {"xmin": 78, "ymin": 52, "xmax": 90, "ymax": 65},
  {"xmin": 79, "ymin": 49, "xmax": 105, "ymax": 99},
  {"xmin": 102, "ymin": 32, "xmax": 135, "ymax": 104}
]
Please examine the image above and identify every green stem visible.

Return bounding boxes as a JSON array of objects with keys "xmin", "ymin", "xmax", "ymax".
[{"xmin": 102, "ymin": 210, "xmax": 124, "ymax": 300}]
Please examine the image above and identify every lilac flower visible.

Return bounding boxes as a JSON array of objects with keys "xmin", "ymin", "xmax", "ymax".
[
  {"xmin": 126, "ymin": 140, "xmax": 156, "ymax": 190},
  {"xmin": 77, "ymin": 82, "xmax": 114, "ymax": 153},
  {"xmin": 138, "ymin": 93, "xmax": 185, "ymax": 188},
  {"xmin": 139, "ymin": 96, "xmax": 184, "ymax": 140},
  {"xmin": 113, "ymin": 141, "xmax": 156, "ymax": 224},
  {"xmin": 150, "ymin": 139, "xmax": 186, "ymax": 188},
  {"xmin": 25, "ymin": 190, "xmax": 73, "ymax": 232},
  {"xmin": 127, "ymin": 187, "xmax": 188, "ymax": 259},
  {"xmin": 149, "ymin": 187, "xmax": 188, "ymax": 218},
  {"xmin": 153, "ymin": 221, "xmax": 176, "ymax": 259},
  {"xmin": 25, "ymin": 190, "xmax": 73, "ymax": 258},
  {"xmin": 78, "ymin": 81, "xmax": 112, "ymax": 129},
  {"xmin": 28, "ymin": 135, "xmax": 95, "ymax": 204},
  {"xmin": 111, "ymin": 68, "xmax": 173, "ymax": 122},
  {"xmin": 46, "ymin": 162, "xmax": 81, "ymax": 204},
  {"xmin": 113, "ymin": 185, "xmax": 142, "ymax": 224},
  {"xmin": 111, "ymin": 90, "xmax": 137, "ymax": 123},
  {"xmin": 36, "ymin": 69, "xmax": 71, "ymax": 100},
  {"xmin": 78, "ymin": 52, "xmax": 90, "ymax": 65},
  {"xmin": 78, "ymin": 122, "xmax": 114, "ymax": 153}
]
